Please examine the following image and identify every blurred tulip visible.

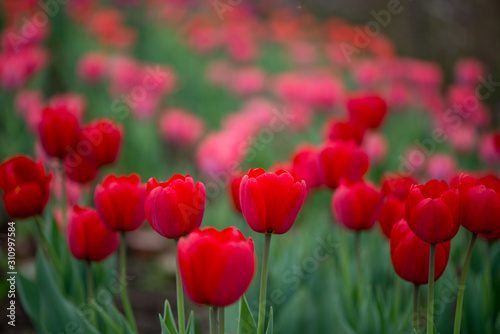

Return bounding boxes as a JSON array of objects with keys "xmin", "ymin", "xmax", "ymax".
[
  {"xmin": 239, "ymin": 168, "xmax": 306, "ymax": 234},
  {"xmin": 145, "ymin": 175, "xmax": 206, "ymax": 239},
  {"xmin": 347, "ymin": 94, "xmax": 387, "ymax": 129},
  {"xmin": 405, "ymin": 179, "xmax": 459, "ymax": 244},
  {"xmin": 159, "ymin": 109, "xmax": 205, "ymax": 147},
  {"xmin": 390, "ymin": 219, "xmax": 450, "ymax": 284},
  {"xmin": 289, "ymin": 144, "xmax": 321, "ymax": 190},
  {"xmin": 317, "ymin": 141, "xmax": 369, "ymax": 189},
  {"xmin": 78, "ymin": 52, "xmax": 109, "ymax": 83},
  {"xmin": 67, "ymin": 205, "xmax": 119, "ymax": 262},
  {"xmin": 362, "ymin": 132, "xmax": 388, "ymax": 165},
  {"xmin": 456, "ymin": 174, "xmax": 500, "ymax": 235},
  {"xmin": 332, "ymin": 180, "xmax": 382, "ymax": 231},
  {"xmin": 178, "ymin": 227, "xmax": 256, "ymax": 307},
  {"xmin": 64, "ymin": 152, "xmax": 99, "ymax": 184},
  {"xmin": 94, "ymin": 174, "xmax": 146, "ymax": 232},
  {"xmin": 37, "ymin": 106, "xmax": 80, "ymax": 160},
  {"xmin": 81, "ymin": 118, "xmax": 123, "ymax": 167},
  {"xmin": 479, "ymin": 133, "xmax": 500, "ymax": 165},
  {"xmin": 427, "ymin": 153, "xmax": 456, "ymax": 181},
  {"xmin": 0, "ymin": 155, "xmax": 51, "ymax": 219},
  {"xmin": 323, "ymin": 119, "xmax": 365, "ymax": 145}
]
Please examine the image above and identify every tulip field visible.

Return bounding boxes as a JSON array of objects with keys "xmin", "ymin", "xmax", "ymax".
[{"xmin": 1, "ymin": 1, "xmax": 500, "ymax": 334}]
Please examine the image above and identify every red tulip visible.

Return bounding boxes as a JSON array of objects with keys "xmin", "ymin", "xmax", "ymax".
[
  {"xmin": 67, "ymin": 205, "xmax": 119, "ymax": 262},
  {"xmin": 80, "ymin": 118, "xmax": 123, "ymax": 167},
  {"xmin": 228, "ymin": 172, "xmax": 245, "ymax": 213},
  {"xmin": 0, "ymin": 155, "xmax": 51, "ymax": 219},
  {"xmin": 332, "ymin": 180, "xmax": 382, "ymax": 231},
  {"xmin": 323, "ymin": 118, "xmax": 365, "ymax": 145},
  {"xmin": 239, "ymin": 168, "xmax": 306, "ymax": 234},
  {"xmin": 145, "ymin": 175, "xmax": 206, "ymax": 239},
  {"xmin": 317, "ymin": 141, "xmax": 369, "ymax": 189},
  {"xmin": 94, "ymin": 174, "xmax": 146, "ymax": 232},
  {"xmin": 347, "ymin": 94, "xmax": 387, "ymax": 129},
  {"xmin": 456, "ymin": 174, "xmax": 500, "ymax": 235},
  {"xmin": 289, "ymin": 144, "xmax": 322, "ymax": 190},
  {"xmin": 378, "ymin": 175, "xmax": 417, "ymax": 238},
  {"xmin": 390, "ymin": 219, "xmax": 450, "ymax": 285},
  {"xmin": 178, "ymin": 227, "xmax": 256, "ymax": 307},
  {"xmin": 64, "ymin": 152, "xmax": 98, "ymax": 184},
  {"xmin": 405, "ymin": 179, "xmax": 459, "ymax": 244},
  {"xmin": 37, "ymin": 106, "xmax": 80, "ymax": 159}
]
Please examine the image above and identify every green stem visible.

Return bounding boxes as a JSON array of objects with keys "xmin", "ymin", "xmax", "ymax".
[
  {"xmin": 210, "ymin": 307, "xmax": 218, "ymax": 334},
  {"xmin": 86, "ymin": 262, "xmax": 97, "ymax": 328},
  {"xmin": 355, "ymin": 232, "xmax": 362, "ymax": 298},
  {"xmin": 120, "ymin": 233, "xmax": 138, "ymax": 333},
  {"xmin": 393, "ymin": 276, "xmax": 401, "ymax": 323},
  {"xmin": 218, "ymin": 307, "xmax": 224, "ymax": 334},
  {"xmin": 257, "ymin": 233, "xmax": 272, "ymax": 334},
  {"xmin": 34, "ymin": 215, "xmax": 62, "ymax": 272},
  {"xmin": 453, "ymin": 233, "xmax": 477, "ymax": 334},
  {"xmin": 176, "ymin": 240, "xmax": 186, "ymax": 334},
  {"xmin": 427, "ymin": 244, "xmax": 436, "ymax": 334},
  {"xmin": 413, "ymin": 284, "xmax": 420, "ymax": 333}
]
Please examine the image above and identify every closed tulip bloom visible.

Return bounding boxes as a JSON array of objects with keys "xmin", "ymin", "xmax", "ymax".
[
  {"xmin": 228, "ymin": 172, "xmax": 245, "ymax": 213},
  {"xmin": 178, "ymin": 227, "xmax": 256, "ymax": 307},
  {"xmin": 64, "ymin": 153, "xmax": 99, "ymax": 184},
  {"xmin": 457, "ymin": 174, "xmax": 500, "ymax": 235},
  {"xmin": 405, "ymin": 179, "xmax": 459, "ymax": 244},
  {"xmin": 239, "ymin": 168, "xmax": 306, "ymax": 234},
  {"xmin": 81, "ymin": 118, "xmax": 123, "ymax": 167},
  {"xmin": 317, "ymin": 141, "xmax": 369, "ymax": 189},
  {"xmin": 347, "ymin": 94, "xmax": 387, "ymax": 129},
  {"xmin": 378, "ymin": 175, "xmax": 417, "ymax": 238},
  {"xmin": 67, "ymin": 206, "xmax": 119, "ymax": 262},
  {"xmin": 323, "ymin": 118, "xmax": 365, "ymax": 145},
  {"xmin": 390, "ymin": 219, "xmax": 450, "ymax": 285},
  {"xmin": 0, "ymin": 155, "xmax": 51, "ymax": 219},
  {"xmin": 95, "ymin": 174, "xmax": 146, "ymax": 232},
  {"xmin": 37, "ymin": 106, "xmax": 80, "ymax": 159},
  {"xmin": 289, "ymin": 144, "xmax": 322, "ymax": 190},
  {"xmin": 145, "ymin": 175, "xmax": 206, "ymax": 239},
  {"xmin": 332, "ymin": 180, "xmax": 382, "ymax": 231}
]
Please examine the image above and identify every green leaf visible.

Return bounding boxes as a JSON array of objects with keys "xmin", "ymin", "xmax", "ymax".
[
  {"xmin": 238, "ymin": 295, "xmax": 257, "ymax": 334},
  {"xmin": 265, "ymin": 307, "xmax": 273, "ymax": 334},
  {"xmin": 160, "ymin": 314, "xmax": 173, "ymax": 334},
  {"xmin": 103, "ymin": 301, "xmax": 135, "ymax": 334},
  {"xmin": 160, "ymin": 299, "xmax": 178, "ymax": 334},
  {"xmin": 16, "ymin": 274, "xmax": 41, "ymax": 331},
  {"xmin": 186, "ymin": 311, "xmax": 195, "ymax": 334}
]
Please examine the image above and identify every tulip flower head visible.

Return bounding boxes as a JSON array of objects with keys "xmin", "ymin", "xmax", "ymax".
[
  {"xmin": 239, "ymin": 168, "xmax": 307, "ymax": 234},
  {"xmin": 178, "ymin": 227, "xmax": 256, "ymax": 307},
  {"xmin": 145, "ymin": 175, "xmax": 206, "ymax": 239}
]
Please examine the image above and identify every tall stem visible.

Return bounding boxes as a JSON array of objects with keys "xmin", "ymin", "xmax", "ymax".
[
  {"xmin": 60, "ymin": 164, "xmax": 68, "ymax": 229},
  {"xmin": 413, "ymin": 284, "xmax": 420, "ymax": 333},
  {"xmin": 86, "ymin": 262, "xmax": 97, "ymax": 328},
  {"xmin": 257, "ymin": 233, "xmax": 272, "ymax": 334},
  {"xmin": 393, "ymin": 276, "xmax": 401, "ymax": 322},
  {"xmin": 218, "ymin": 307, "xmax": 224, "ymax": 334},
  {"xmin": 427, "ymin": 244, "xmax": 436, "ymax": 334},
  {"xmin": 210, "ymin": 307, "xmax": 218, "ymax": 334},
  {"xmin": 355, "ymin": 232, "xmax": 362, "ymax": 297},
  {"xmin": 453, "ymin": 233, "xmax": 477, "ymax": 334},
  {"xmin": 176, "ymin": 240, "xmax": 186, "ymax": 334},
  {"xmin": 120, "ymin": 233, "xmax": 138, "ymax": 333}
]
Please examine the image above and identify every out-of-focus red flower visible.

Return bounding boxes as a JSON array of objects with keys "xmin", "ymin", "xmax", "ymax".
[
  {"xmin": 178, "ymin": 227, "xmax": 256, "ymax": 307},
  {"xmin": 405, "ymin": 179, "xmax": 459, "ymax": 244},
  {"xmin": 0, "ymin": 155, "xmax": 51, "ymax": 219},
  {"xmin": 78, "ymin": 52, "xmax": 109, "ymax": 83},
  {"xmin": 15, "ymin": 90, "xmax": 43, "ymax": 133},
  {"xmin": 378, "ymin": 175, "xmax": 417, "ymax": 238},
  {"xmin": 362, "ymin": 132, "xmax": 388, "ymax": 165},
  {"xmin": 332, "ymin": 180, "xmax": 381, "ymax": 231},
  {"xmin": 88, "ymin": 9, "xmax": 137, "ymax": 50},
  {"xmin": 159, "ymin": 109, "xmax": 205, "ymax": 147},
  {"xmin": 347, "ymin": 94, "xmax": 387, "ymax": 129},
  {"xmin": 323, "ymin": 119, "xmax": 365, "ymax": 145},
  {"xmin": 427, "ymin": 154, "xmax": 456, "ymax": 181},
  {"xmin": 64, "ymin": 152, "xmax": 98, "ymax": 184},
  {"xmin": 81, "ymin": 118, "xmax": 123, "ymax": 167},
  {"xmin": 479, "ymin": 133, "xmax": 500, "ymax": 165},
  {"xmin": 289, "ymin": 144, "xmax": 322, "ymax": 190},
  {"xmin": 94, "ymin": 174, "xmax": 146, "ymax": 232},
  {"xmin": 390, "ymin": 219, "xmax": 450, "ymax": 285},
  {"xmin": 48, "ymin": 94, "xmax": 86, "ymax": 122},
  {"xmin": 228, "ymin": 172, "xmax": 245, "ymax": 213},
  {"xmin": 145, "ymin": 175, "xmax": 205, "ymax": 239},
  {"xmin": 37, "ymin": 106, "xmax": 80, "ymax": 160},
  {"xmin": 454, "ymin": 58, "xmax": 484, "ymax": 86},
  {"xmin": 456, "ymin": 174, "xmax": 500, "ymax": 235},
  {"xmin": 239, "ymin": 168, "xmax": 306, "ymax": 234},
  {"xmin": 67, "ymin": 205, "xmax": 119, "ymax": 262},
  {"xmin": 317, "ymin": 141, "xmax": 369, "ymax": 189}
]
